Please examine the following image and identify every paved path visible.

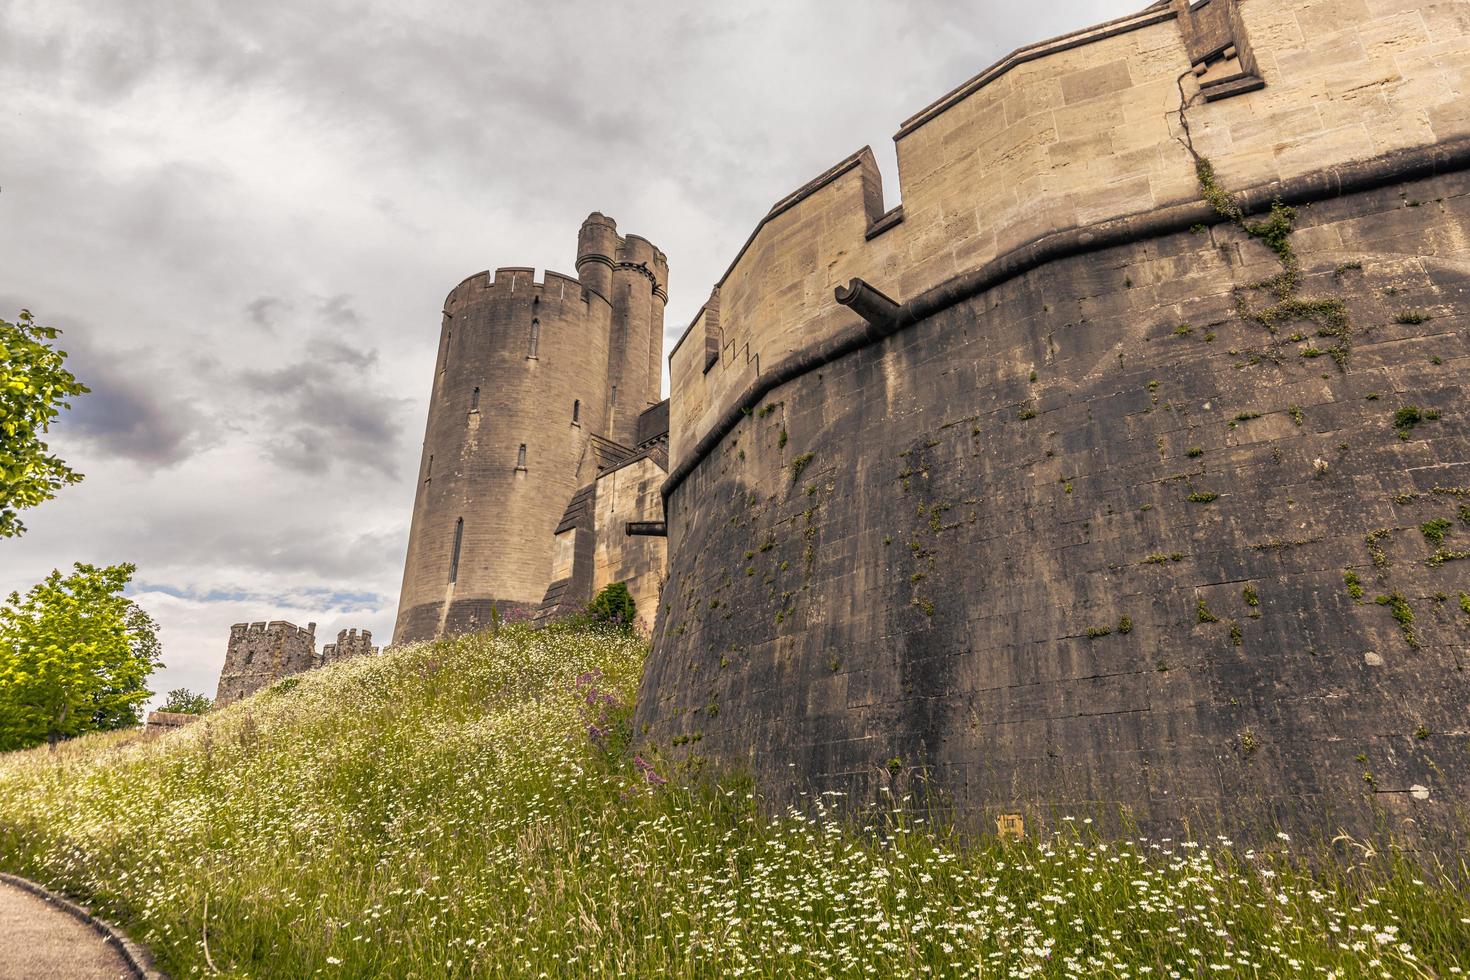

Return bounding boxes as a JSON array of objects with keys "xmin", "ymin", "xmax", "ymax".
[{"xmin": 0, "ymin": 878, "xmax": 133, "ymax": 979}]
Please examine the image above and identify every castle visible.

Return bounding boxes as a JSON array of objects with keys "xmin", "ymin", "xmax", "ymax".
[
  {"xmin": 214, "ymin": 622, "xmax": 379, "ymax": 708},
  {"xmin": 392, "ymin": 0, "xmax": 1470, "ymax": 850},
  {"xmin": 392, "ymin": 216, "xmax": 670, "ymax": 640}
]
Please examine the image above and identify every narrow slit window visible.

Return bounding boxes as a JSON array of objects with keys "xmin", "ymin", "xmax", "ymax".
[
  {"xmin": 426, "ymin": 454, "xmax": 433, "ymax": 479},
  {"xmin": 448, "ymin": 517, "xmax": 464, "ymax": 583},
  {"xmin": 517, "ymin": 443, "xmax": 527, "ymax": 469},
  {"xmin": 528, "ymin": 319, "xmax": 540, "ymax": 358},
  {"xmin": 572, "ymin": 399, "xmax": 580, "ymax": 424},
  {"xmin": 441, "ymin": 329, "xmax": 452, "ymax": 373},
  {"xmin": 471, "ymin": 386, "xmax": 480, "ymax": 411}
]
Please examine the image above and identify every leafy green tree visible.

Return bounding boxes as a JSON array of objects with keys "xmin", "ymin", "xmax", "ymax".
[
  {"xmin": 587, "ymin": 582, "xmax": 637, "ymax": 632},
  {"xmin": 0, "ymin": 563, "xmax": 162, "ymax": 751},
  {"xmin": 161, "ymin": 688, "xmax": 212, "ymax": 715},
  {"xmin": 0, "ymin": 309, "xmax": 89, "ymax": 537}
]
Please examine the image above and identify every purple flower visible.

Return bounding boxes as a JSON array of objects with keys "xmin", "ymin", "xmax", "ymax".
[{"xmin": 633, "ymin": 755, "xmax": 667, "ymax": 786}]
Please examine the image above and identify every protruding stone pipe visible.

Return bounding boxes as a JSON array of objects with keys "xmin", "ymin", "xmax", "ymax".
[
  {"xmin": 626, "ymin": 520, "xmax": 667, "ymax": 537},
  {"xmin": 834, "ymin": 278, "xmax": 900, "ymax": 332}
]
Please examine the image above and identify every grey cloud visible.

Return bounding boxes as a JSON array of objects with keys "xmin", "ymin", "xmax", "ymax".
[
  {"xmin": 318, "ymin": 295, "xmax": 360, "ymax": 327},
  {"xmin": 0, "ymin": 303, "xmax": 205, "ymax": 467},
  {"xmin": 246, "ymin": 296, "xmax": 287, "ymax": 328},
  {"xmin": 308, "ymin": 335, "xmax": 378, "ymax": 370},
  {"xmin": 241, "ymin": 343, "xmax": 405, "ymax": 478}
]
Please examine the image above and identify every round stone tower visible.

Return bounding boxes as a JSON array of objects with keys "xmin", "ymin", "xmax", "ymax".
[{"xmin": 393, "ymin": 215, "xmax": 667, "ymax": 644}]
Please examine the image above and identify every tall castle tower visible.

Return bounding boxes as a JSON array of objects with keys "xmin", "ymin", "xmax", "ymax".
[{"xmin": 392, "ymin": 214, "xmax": 667, "ymax": 644}]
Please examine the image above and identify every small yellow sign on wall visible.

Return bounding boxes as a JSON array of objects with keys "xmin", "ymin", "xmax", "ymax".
[{"xmin": 996, "ymin": 813, "xmax": 1025, "ymax": 839}]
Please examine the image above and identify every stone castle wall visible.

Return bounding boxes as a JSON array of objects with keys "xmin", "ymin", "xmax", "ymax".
[
  {"xmin": 393, "ymin": 217, "xmax": 667, "ymax": 644},
  {"xmin": 640, "ymin": 0, "xmax": 1470, "ymax": 849},
  {"xmin": 321, "ymin": 628, "xmax": 376, "ymax": 665},
  {"xmin": 591, "ymin": 455, "xmax": 668, "ymax": 635},
  {"xmin": 643, "ymin": 167, "xmax": 1470, "ymax": 847},
  {"xmin": 214, "ymin": 621, "xmax": 318, "ymax": 708},
  {"xmin": 667, "ymin": 0, "xmax": 1470, "ymax": 479},
  {"xmin": 214, "ymin": 621, "xmax": 378, "ymax": 707}
]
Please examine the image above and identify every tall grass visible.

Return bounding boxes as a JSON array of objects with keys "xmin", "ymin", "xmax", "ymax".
[{"xmin": 0, "ymin": 625, "xmax": 1466, "ymax": 977}]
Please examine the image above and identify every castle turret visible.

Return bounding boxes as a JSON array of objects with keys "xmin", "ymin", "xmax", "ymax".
[
  {"xmin": 214, "ymin": 620, "xmax": 316, "ymax": 707},
  {"xmin": 393, "ymin": 215, "xmax": 666, "ymax": 645},
  {"xmin": 606, "ymin": 234, "xmax": 666, "ymax": 446},
  {"xmin": 576, "ymin": 212, "xmax": 618, "ymax": 300}
]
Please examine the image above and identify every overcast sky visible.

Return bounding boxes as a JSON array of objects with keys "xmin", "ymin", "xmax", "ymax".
[{"xmin": 0, "ymin": 0, "xmax": 1143, "ymax": 706}]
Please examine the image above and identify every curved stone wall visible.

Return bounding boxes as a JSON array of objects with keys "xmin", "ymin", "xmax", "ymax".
[{"xmin": 639, "ymin": 168, "xmax": 1470, "ymax": 848}]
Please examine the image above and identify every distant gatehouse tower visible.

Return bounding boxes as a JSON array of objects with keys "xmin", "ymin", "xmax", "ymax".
[{"xmin": 392, "ymin": 214, "xmax": 671, "ymax": 644}]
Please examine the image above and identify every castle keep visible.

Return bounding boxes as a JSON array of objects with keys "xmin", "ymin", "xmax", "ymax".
[
  {"xmin": 397, "ymin": 0, "xmax": 1470, "ymax": 849},
  {"xmin": 393, "ymin": 216, "xmax": 670, "ymax": 643}
]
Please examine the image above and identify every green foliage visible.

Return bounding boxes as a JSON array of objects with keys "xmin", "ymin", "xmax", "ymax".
[
  {"xmin": 1242, "ymin": 583, "xmax": 1259, "ymax": 607},
  {"xmin": 1459, "ymin": 592, "xmax": 1470, "ymax": 617},
  {"xmin": 1242, "ymin": 200, "xmax": 1298, "ymax": 265},
  {"xmin": 777, "ymin": 428, "xmax": 788, "ymax": 449},
  {"xmin": 1365, "ymin": 529, "xmax": 1392, "ymax": 569},
  {"xmin": 1017, "ymin": 406, "xmax": 1038, "ymax": 420},
  {"xmin": 1394, "ymin": 310, "xmax": 1430, "ymax": 325},
  {"xmin": 1375, "ymin": 592, "xmax": 1417, "ymax": 649},
  {"xmin": 1393, "ymin": 406, "xmax": 1425, "ymax": 431},
  {"xmin": 1195, "ymin": 161, "xmax": 1356, "ymax": 368},
  {"xmin": 789, "ymin": 451, "xmax": 815, "ymax": 482},
  {"xmin": 1117, "ymin": 615, "xmax": 1133, "ymax": 635},
  {"xmin": 2, "ymin": 634, "xmax": 1468, "ymax": 976},
  {"xmin": 1196, "ymin": 159, "xmax": 1242, "ymax": 223},
  {"xmin": 0, "ymin": 310, "xmax": 90, "ymax": 537},
  {"xmin": 587, "ymin": 581, "xmax": 637, "ymax": 632},
  {"xmin": 1187, "ymin": 491, "xmax": 1219, "ymax": 503},
  {"xmin": 1186, "ymin": 446, "xmax": 1204, "ymax": 458},
  {"xmin": 159, "ymin": 689, "xmax": 212, "ymax": 715},
  {"xmin": 1343, "ymin": 570, "xmax": 1365, "ymax": 603},
  {"xmin": 1196, "ymin": 599, "xmax": 1219, "ymax": 624},
  {"xmin": 1085, "ymin": 626, "xmax": 1112, "ymax": 639},
  {"xmin": 1420, "ymin": 518, "xmax": 1453, "ymax": 548},
  {"xmin": 0, "ymin": 563, "xmax": 161, "ymax": 751}
]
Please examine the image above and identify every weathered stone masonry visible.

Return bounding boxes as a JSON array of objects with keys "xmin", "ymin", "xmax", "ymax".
[
  {"xmin": 392, "ymin": 216, "xmax": 669, "ymax": 644},
  {"xmin": 639, "ymin": 0, "xmax": 1470, "ymax": 851},
  {"xmin": 214, "ymin": 622, "xmax": 379, "ymax": 708}
]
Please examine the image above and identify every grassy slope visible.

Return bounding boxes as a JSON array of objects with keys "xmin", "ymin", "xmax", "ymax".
[{"xmin": 0, "ymin": 625, "xmax": 1466, "ymax": 978}]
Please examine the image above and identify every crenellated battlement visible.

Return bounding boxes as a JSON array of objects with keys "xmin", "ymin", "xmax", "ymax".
[
  {"xmin": 320, "ymin": 627, "xmax": 378, "ymax": 666},
  {"xmin": 666, "ymin": 0, "xmax": 1470, "ymax": 484},
  {"xmin": 230, "ymin": 620, "xmax": 315, "ymax": 639},
  {"xmin": 444, "ymin": 268, "xmax": 591, "ymax": 312},
  {"xmin": 215, "ymin": 620, "xmax": 377, "ymax": 707}
]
